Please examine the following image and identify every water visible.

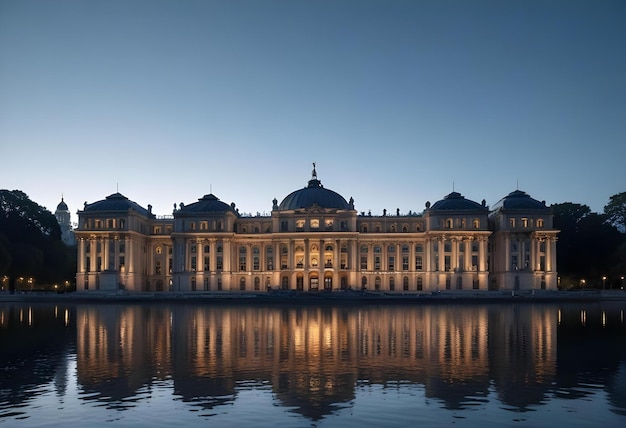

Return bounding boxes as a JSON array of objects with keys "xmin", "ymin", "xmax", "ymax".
[{"xmin": 1, "ymin": 301, "xmax": 626, "ymax": 427}]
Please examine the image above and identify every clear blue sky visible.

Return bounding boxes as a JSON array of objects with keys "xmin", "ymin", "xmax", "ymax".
[{"xmin": 1, "ymin": 0, "xmax": 624, "ymax": 222}]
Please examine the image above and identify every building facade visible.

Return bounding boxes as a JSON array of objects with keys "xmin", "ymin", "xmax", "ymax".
[
  {"xmin": 55, "ymin": 197, "xmax": 76, "ymax": 246},
  {"xmin": 74, "ymin": 167, "xmax": 558, "ymax": 293}
]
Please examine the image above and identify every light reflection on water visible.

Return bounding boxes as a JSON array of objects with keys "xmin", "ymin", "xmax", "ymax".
[{"xmin": 1, "ymin": 301, "xmax": 626, "ymax": 426}]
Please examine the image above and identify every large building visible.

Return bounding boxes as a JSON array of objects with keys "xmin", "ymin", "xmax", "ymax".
[{"xmin": 74, "ymin": 166, "xmax": 558, "ymax": 293}]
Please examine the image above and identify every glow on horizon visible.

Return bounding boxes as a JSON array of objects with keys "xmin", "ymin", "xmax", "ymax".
[{"xmin": 1, "ymin": 0, "xmax": 624, "ymax": 218}]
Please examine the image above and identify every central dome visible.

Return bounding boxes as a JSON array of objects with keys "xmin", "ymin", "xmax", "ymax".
[{"xmin": 278, "ymin": 165, "xmax": 350, "ymax": 211}]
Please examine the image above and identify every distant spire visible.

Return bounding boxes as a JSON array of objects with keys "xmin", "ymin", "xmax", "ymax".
[{"xmin": 312, "ymin": 162, "xmax": 317, "ymax": 180}]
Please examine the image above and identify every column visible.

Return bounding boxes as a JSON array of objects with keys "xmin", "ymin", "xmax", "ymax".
[
  {"xmin": 479, "ymin": 238, "xmax": 487, "ymax": 272},
  {"xmin": 451, "ymin": 238, "xmax": 458, "ymax": 271},
  {"xmin": 90, "ymin": 239, "xmax": 97, "ymax": 272},
  {"xmin": 547, "ymin": 237, "xmax": 554, "ymax": 272},
  {"xmin": 102, "ymin": 238, "xmax": 109, "ymax": 271},
  {"xmin": 78, "ymin": 238, "xmax": 85, "ymax": 272},
  {"xmin": 438, "ymin": 238, "xmax": 445, "ymax": 272},
  {"xmin": 504, "ymin": 235, "xmax": 510, "ymax": 271}
]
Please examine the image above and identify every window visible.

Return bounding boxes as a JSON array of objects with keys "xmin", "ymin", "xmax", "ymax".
[
  {"xmin": 521, "ymin": 218, "xmax": 528, "ymax": 228},
  {"xmin": 359, "ymin": 256, "xmax": 367, "ymax": 270},
  {"xmin": 191, "ymin": 277, "xmax": 196, "ymax": 291},
  {"xmin": 216, "ymin": 256, "xmax": 223, "ymax": 271},
  {"xmin": 266, "ymin": 246, "xmax": 274, "ymax": 270},
  {"xmin": 325, "ymin": 219, "xmax": 333, "ymax": 230},
  {"xmin": 204, "ymin": 245, "xmax": 210, "ymax": 253},
  {"xmin": 155, "ymin": 261, "xmax": 162, "ymax": 275},
  {"xmin": 153, "ymin": 226, "xmax": 161, "ymax": 234},
  {"xmin": 310, "ymin": 219, "xmax": 319, "ymax": 229},
  {"xmin": 191, "ymin": 245, "xmax": 197, "ymax": 253},
  {"xmin": 204, "ymin": 257, "xmax": 210, "ymax": 271},
  {"xmin": 415, "ymin": 244, "xmax": 423, "ymax": 253},
  {"xmin": 402, "ymin": 245, "xmax": 409, "ymax": 254},
  {"xmin": 254, "ymin": 277, "xmax": 260, "ymax": 290},
  {"xmin": 402, "ymin": 256, "xmax": 409, "ymax": 270},
  {"xmin": 200, "ymin": 222, "xmax": 207, "ymax": 230},
  {"xmin": 510, "ymin": 218, "xmax": 516, "ymax": 228},
  {"xmin": 191, "ymin": 256, "xmax": 197, "ymax": 271},
  {"xmin": 217, "ymin": 278, "xmax": 222, "ymax": 290},
  {"xmin": 204, "ymin": 278, "xmax": 210, "ymax": 291},
  {"xmin": 374, "ymin": 246, "xmax": 381, "ymax": 253},
  {"xmin": 537, "ymin": 218, "xmax": 544, "ymax": 228},
  {"xmin": 240, "ymin": 277, "xmax": 246, "ymax": 290},
  {"xmin": 446, "ymin": 218, "xmax": 453, "ymax": 229},
  {"xmin": 325, "ymin": 244, "xmax": 333, "ymax": 251},
  {"xmin": 374, "ymin": 256, "xmax": 381, "ymax": 270},
  {"xmin": 388, "ymin": 245, "xmax": 395, "ymax": 253},
  {"xmin": 296, "ymin": 219, "xmax": 305, "ymax": 230},
  {"xmin": 388, "ymin": 256, "xmax": 395, "ymax": 271},
  {"xmin": 389, "ymin": 277, "xmax": 395, "ymax": 291},
  {"xmin": 361, "ymin": 245, "xmax": 368, "ymax": 253},
  {"xmin": 473, "ymin": 218, "xmax": 480, "ymax": 229},
  {"xmin": 375, "ymin": 277, "xmax": 381, "ymax": 290},
  {"xmin": 362, "ymin": 225, "xmax": 368, "ymax": 233},
  {"xmin": 403, "ymin": 277, "xmax": 409, "ymax": 290},
  {"xmin": 239, "ymin": 246, "xmax": 247, "ymax": 271},
  {"xmin": 415, "ymin": 256, "xmax": 423, "ymax": 270},
  {"xmin": 417, "ymin": 277, "xmax": 423, "ymax": 290},
  {"xmin": 190, "ymin": 222, "xmax": 196, "ymax": 230},
  {"xmin": 156, "ymin": 246, "xmax": 162, "ymax": 254}
]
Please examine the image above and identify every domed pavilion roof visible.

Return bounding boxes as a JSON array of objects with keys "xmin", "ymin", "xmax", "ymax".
[
  {"xmin": 277, "ymin": 164, "xmax": 350, "ymax": 211},
  {"xmin": 428, "ymin": 192, "xmax": 487, "ymax": 212},
  {"xmin": 82, "ymin": 193, "xmax": 153, "ymax": 217},
  {"xmin": 177, "ymin": 193, "xmax": 238, "ymax": 215},
  {"xmin": 491, "ymin": 190, "xmax": 547, "ymax": 211}
]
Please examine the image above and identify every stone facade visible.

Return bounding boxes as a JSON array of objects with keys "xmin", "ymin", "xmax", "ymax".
[{"xmin": 74, "ymin": 167, "xmax": 558, "ymax": 293}]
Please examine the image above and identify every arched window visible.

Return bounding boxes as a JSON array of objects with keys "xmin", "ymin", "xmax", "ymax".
[
  {"xmin": 446, "ymin": 218, "xmax": 453, "ymax": 229},
  {"xmin": 473, "ymin": 218, "xmax": 480, "ymax": 229},
  {"xmin": 375, "ymin": 277, "xmax": 381, "ymax": 290},
  {"xmin": 240, "ymin": 277, "xmax": 246, "ymax": 290},
  {"xmin": 362, "ymin": 225, "xmax": 368, "ymax": 233},
  {"xmin": 402, "ymin": 245, "xmax": 409, "ymax": 253},
  {"xmin": 389, "ymin": 277, "xmax": 395, "ymax": 291},
  {"xmin": 417, "ymin": 277, "xmax": 423, "ymax": 290},
  {"xmin": 254, "ymin": 277, "xmax": 260, "ymax": 290},
  {"xmin": 403, "ymin": 277, "xmax": 409, "ymax": 290}
]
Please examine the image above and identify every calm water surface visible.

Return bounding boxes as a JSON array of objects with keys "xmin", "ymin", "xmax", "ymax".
[{"xmin": 1, "ymin": 301, "xmax": 626, "ymax": 427}]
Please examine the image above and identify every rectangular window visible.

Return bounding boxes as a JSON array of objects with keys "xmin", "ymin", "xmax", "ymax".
[
  {"xmin": 510, "ymin": 218, "xmax": 516, "ymax": 228},
  {"xmin": 155, "ymin": 261, "xmax": 162, "ymax": 275},
  {"xmin": 204, "ymin": 278, "xmax": 209, "ymax": 291},
  {"xmin": 361, "ymin": 256, "xmax": 368, "ymax": 270},
  {"xmin": 217, "ymin": 279, "xmax": 222, "ymax": 290},
  {"xmin": 239, "ymin": 256, "xmax": 246, "ymax": 271},
  {"xmin": 119, "ymin": 256, "xmax": 125, "ymax": 268},
  {"xmin": 415, "ymin": 256, "xmax": 423, "ymax": 271},
  {"xmin": 168, "ymin": 258, "xmax": 172, "ymax": 273},
  {"xmin": 253, "ymin": 256, "xmax": 260, "ymax": 271},
  {"xmin": 521, "ymin": 218, "xmax": 528, "ymax": 228},
  {"xmin": 216, "ymin": 256, "xmax": 223, "ymax": 271},
  {"xmin": 191, "ymin": 256, "xmax": 197, "ymax": 271},
  {"xmin": 374, "ymin": 256, "xmax": 381, "ymax": 270},
  {"xmin": 267, "ymin": 256, "xmax": 273, "ymax": 270},
  {"xmin": 204, "ymin": 257, "xmax": 210, "ymax": 271},
  {"xmin": 96, "ymin": 256, "xmax": 102, "ymax": 272},
  {"xmin": 281, "ymin": 221, "xmax": 288, "ymax": 232},
  {"xmin": 472, "ymin": 255, "xmax": 478, "ymax": 270},
  {"xmin": 388, "ymin": 256, "xmax": 395, "ymax": 271},
  {"xmin": 444, "ymin": 256, "xmax": 451, "ymax": 271}
]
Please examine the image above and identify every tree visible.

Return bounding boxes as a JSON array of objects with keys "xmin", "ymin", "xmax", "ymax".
[
  {"xmin": 0, "ymin": 189, "xmax": 74, "ymax": 292},
  {"xmin": 604, "ymin": 192, "xmax": 626, "ymax": 232}
]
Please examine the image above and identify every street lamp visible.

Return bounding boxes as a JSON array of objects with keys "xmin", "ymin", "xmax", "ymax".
[{"xmin": 602, "ymin": 276, "xmax": 607, "ymax": 290}]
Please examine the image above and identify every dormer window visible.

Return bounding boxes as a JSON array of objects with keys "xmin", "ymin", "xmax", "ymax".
[
  {"xmin": 310, "ymin": 219, "xmax": 319, "ymax": 229},
  {"xmin": 537, "ymin": 218, "xmax": 544, "ymax": 228}
]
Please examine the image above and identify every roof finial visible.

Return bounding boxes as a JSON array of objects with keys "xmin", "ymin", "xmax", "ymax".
[{"xmin": 312, "ymin": 162, "xmax": 317, "ymax": 179}]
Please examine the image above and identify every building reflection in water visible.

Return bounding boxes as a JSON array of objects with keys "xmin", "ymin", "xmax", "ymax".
[{"xmin": 72, "ymin": 303, "xmax": 566, "ymax": 419}]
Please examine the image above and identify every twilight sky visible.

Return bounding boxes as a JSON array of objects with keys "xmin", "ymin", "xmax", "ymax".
[{"xmin": 1, "ymin": 0, "xmax": 624, "ymax": 223}]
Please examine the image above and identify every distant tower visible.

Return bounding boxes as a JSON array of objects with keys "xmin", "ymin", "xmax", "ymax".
[{"xmin": 55, "ymin": 196, "xmax": 76, "ymax": 246}]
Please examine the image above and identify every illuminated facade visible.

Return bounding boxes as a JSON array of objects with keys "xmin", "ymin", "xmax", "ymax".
[{"xmin": 74, "ymin": 166, "xmax": 558, "ymax": 293}]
